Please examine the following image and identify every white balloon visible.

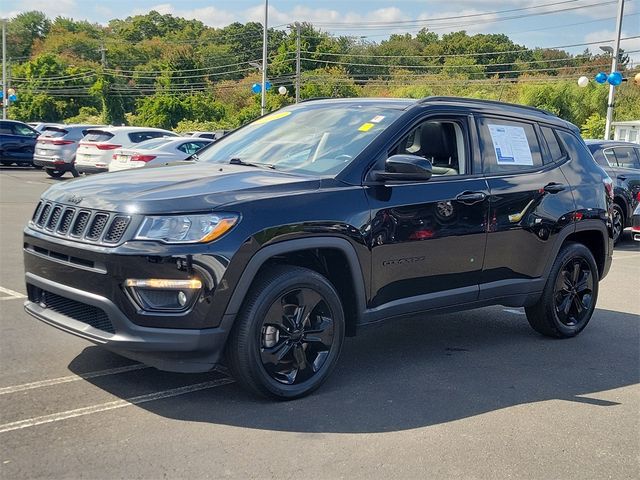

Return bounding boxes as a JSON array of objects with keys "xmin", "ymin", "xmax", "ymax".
[
  {"xmin": 577, "ymin": 76, "xmax": 589, "ymax": 88},
  {"xmin": 278, "ymin": 86, "xmax": 288, "ymax": 95}
]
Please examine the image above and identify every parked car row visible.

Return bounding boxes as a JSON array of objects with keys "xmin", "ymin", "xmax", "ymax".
[{"xmin": 1, "ymin": 120, "xmax": 222, "ymax": 176}]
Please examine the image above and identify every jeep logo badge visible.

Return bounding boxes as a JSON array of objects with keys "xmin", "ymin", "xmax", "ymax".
[{"xmin": 67, "ymin": 195, "xmax": 83, "ymax": 205}]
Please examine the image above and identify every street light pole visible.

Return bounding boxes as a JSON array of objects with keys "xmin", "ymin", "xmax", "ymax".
[
  {"xmin": 2, "ymin": 19, "xmax": 7, "ymax": 120},
  {"xmin": 295, "ymin": 22, "xmax": 301, "ymax": 103},
  {"xmin": 261, "ymin": 0, "xmax": 268, "ymax": 116},
  {"xmin": 604, "ymin": 0, "xmax": 625, "ymax": 140}
]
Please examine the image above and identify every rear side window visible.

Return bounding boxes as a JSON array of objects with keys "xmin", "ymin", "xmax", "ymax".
[
  {"xmin": 129, "ymin": 131, "xmax": 168, "ymax": 143},
  {"xmin": 541, "ymin": 127, "xmax": 564, "ymax": 162},
  {"xmin": 556, "ymin": 130, "xmax": 596, "ymax": 165},
  {"xmin": 478, "ymin": 117, "xmax": 543, "ymax": 174},
  {"xmin": 613, "ymin": 147, "xmax": 640, "ymax": 169},
  {"xmin": 177, "ymin": 141, "xmax": 209, "ymax": 155},
  {"xmin": 41, "ymin": 127, "xmax": 68, "ymax": 138},
  {"xmin": 84, "ymin": 131, "xmax": 114, "ymax": 142},
  {"xmin": 136, "ymin": 138, "xmax": 173, "ymax": 150},
  {"xmin": 602, "ymin": 148, "xmax": 616, "ymax": 165}
]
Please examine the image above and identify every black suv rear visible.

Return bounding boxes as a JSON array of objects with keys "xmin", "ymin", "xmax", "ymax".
[{"xmin": 23, "ymin": 97, "xmax": 614, "ymax": 399}]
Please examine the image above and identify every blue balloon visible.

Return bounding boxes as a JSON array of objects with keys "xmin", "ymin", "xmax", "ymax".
[
  {"xmin": 8, "ymin": 94, "xmax": 17, "ymax": 102},
  {"xmin": 251, "ymin": 83, "xmax": 261, "ymax": 94},
  {"xmin": 265, "ymin": 81, "xmax": 272, "ymax": 91},
  {"xmin": 607, "ymin": 71, "xmax": 623, "ymax": 86},
  {"xmin": 595, "ymin": 72, "xmax": 608, "ymax": 84}
]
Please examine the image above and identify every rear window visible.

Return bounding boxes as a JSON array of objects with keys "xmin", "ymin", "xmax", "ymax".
[
  {"xmin": 128, "ymin": 131, "xmax": 171, "ymax": 143},
  {"xmin": 41, "ymin": 127, "xmax": 68, "ymax": 138},
  {"xmin": 84, "ymin": 130, "xmax": 115, "ymax": 142}
]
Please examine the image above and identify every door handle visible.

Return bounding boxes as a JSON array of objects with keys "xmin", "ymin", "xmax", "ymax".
[
  {"xmin": 618, "ymin": 175, "xmax": 627, "ymax": 181},
  {"xmin": 455, "ymin": 191, "xmax": 487, "ymax": 204},
  {"xmin": 543, "ymin": 182, "xmax": 566, "ymax": 194}
]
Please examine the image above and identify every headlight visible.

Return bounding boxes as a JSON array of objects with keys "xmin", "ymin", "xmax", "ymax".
[{"xmin": 135, "ymin": 213, "xmax": 239, "ymax": 243}]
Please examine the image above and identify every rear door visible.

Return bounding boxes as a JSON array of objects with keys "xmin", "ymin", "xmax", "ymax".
[
  {"xmin": 611, "ymin": 146, "xmax": 640, "ymax": 214},
  {"xmin": 478, "ymin": 117, "xmax": 575, "ymax": 299}
]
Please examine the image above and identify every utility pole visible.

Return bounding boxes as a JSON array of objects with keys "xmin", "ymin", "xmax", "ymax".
[
  {"xmin": 604, "ymin": 0, "xmax": 625, "ymax": 140},
  {"xmin": 261, "ymin": 0, "xmax": 268, "ymax": 116},
  {"xmin": 99, "ymin": 42, "xmax": 107, "ymax": 68},
  {"xmin": 295, "ymin": 22, "xmax": 301, "ymax": 103},
  {"xmin": 2, "ymin": 19, "xmax": 7, "ymax": 120}
]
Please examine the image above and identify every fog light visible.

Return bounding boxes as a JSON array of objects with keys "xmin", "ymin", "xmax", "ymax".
[{"xmin": 124, "ymin": 278, "xmax": 202, "ymax": 312}]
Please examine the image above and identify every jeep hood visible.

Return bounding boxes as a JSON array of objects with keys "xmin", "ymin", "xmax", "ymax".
[{"xmin": 42, "ymin": 162, "xmax": 322, "ymax": 214}]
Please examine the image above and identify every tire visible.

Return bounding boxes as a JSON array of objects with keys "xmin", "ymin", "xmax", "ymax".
[
  {"xmin": 45, "ymin": 168, "xmax": 65, "ymax": 178},
  {"xmin": 525, "ymin": 242, "xmax": 599, "ymax": 338},
  {"xmin": 32, "ymin": 165, "xmax": 43, "ymax": 170},
  {"xmin": 226, "ymin": 265, "xmax": 345, "ymax": 400},
  {"xmin": 71, "ymin": 167, "xmax": 80, "ymax": 178},
  {"xmin": 612, "ymin": 203, "xmax": 624, "ymax": 245}
]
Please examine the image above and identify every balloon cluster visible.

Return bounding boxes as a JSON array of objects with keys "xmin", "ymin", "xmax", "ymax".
[
  {"xmin": 578, "ymin": 72, "xmax": 624, "ymax": 88},
  {"xmin": 0, "ymin": 88, "xmax": 18, "ymax": 102},
  {"xmin": 251, "ymin": 82, "xmax": 272, "ymax": 94}
]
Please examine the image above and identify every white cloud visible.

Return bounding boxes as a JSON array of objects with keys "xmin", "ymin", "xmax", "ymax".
[
  {"xmin": 0, "ymin": 0, "xmax": 76, "ymax": 19},
  {"xmin": 245, "ymin": 4, "xmax": 409, "ymax": 27}
]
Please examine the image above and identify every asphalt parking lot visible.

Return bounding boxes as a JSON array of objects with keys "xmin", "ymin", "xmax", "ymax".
[{"xmin": 0, "ymin": 167, "xmax": 638, "ymax": 480}]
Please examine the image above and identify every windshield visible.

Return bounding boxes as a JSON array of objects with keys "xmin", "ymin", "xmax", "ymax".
[{"xmin": 196, "ymin": 103, "xmax": 402, "ymax": 175}]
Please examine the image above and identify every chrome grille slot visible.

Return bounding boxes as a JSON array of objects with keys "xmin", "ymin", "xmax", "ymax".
[
  {"xmin": 57, "ymin": 208, "xmax": 75, "ymax": 234},
  {"xmin": 103, "ymin": 216, "xmax": 130, "ymax": 243},
  {"xmin": 32, "ymin": 201, "xmax": 43, "ymax": 222},
  {"xmin": 86, "ymin": 213, "xmax": 109, "ymax": 240},
  {"xmin": 46, "ymin": 206, "xmax": 63, "ymax": 231},
  {"xmin": 71, "ymin": 211, "xmax": 91, "ymax": 237},
  {"xmin": 37, "ymin": 203, "xmax": 52, "ymax": 227}
]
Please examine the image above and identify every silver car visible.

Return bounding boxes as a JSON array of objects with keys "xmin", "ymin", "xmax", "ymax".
[
  {"xmin": 33, "ymin": 125, "xmax": 102, "ymax": 178},
  {"xmin": 109, "ymin": 137, "xmax": 213, "ymax": 172}
]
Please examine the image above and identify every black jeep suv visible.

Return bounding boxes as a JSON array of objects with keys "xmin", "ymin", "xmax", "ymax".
[{"xmin": 23, "ymin": 97, "xmax": 614, "ymax": 399}]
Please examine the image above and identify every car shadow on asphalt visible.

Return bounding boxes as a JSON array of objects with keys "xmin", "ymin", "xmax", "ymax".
[{"xmin": 69, "ymin": 306, "xmax": 639, "ymax": 433}]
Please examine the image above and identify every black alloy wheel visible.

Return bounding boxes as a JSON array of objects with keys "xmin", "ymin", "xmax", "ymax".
[
  {"xmin": 45, "ymin": 168, "xmax": 65, "ymax": 178},
  {"xmin": 259, "ymin": 287, "xmax": 335, "ymax": 385},
  {"xmin": 612, "ymin": 204, "xmax": 624, "ymax": 244},
  {"xmin": 553, "ymin": 258, "xmax": 594, "ymax": 328},
  {"xmin": 227, "ymin": 265, "xmax": 345, "ymax": 399},
  {"xmin": 525, "ymin": 242, "xmax": 599, "ymax": 338}
]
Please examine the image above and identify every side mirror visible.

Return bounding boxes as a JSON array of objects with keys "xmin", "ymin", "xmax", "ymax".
[{"xmin": 372, "ymin": 154, "xmax": 432, "ymax": 182}]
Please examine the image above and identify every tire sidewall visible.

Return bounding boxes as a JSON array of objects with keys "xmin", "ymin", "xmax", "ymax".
[
  {"xmin": 241, "ymin": 269, "xmax": 345, "ymax": 399},
  {"xmin": 612, "ymin": 204, "xmax": 624, "ymax": 244},
  {"xmin": 546, "ymin": 243, "xmax": 599, "ymax": 337}
]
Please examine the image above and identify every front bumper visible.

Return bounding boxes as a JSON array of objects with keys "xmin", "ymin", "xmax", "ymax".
[{"xmin": 25, "ymin": 272, "xmax": 234, "ymax": 372}]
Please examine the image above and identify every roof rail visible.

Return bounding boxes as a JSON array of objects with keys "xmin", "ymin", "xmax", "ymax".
[
  {"xmin": 298, "ymin": 97, "xmax": 333, "ymax": 103},
  {"xmin": 419, "ymin": 96, "xmax": 554, "ymax": 116}
]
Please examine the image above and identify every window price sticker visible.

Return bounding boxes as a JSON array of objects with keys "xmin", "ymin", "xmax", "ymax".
[{"xmin": 487, "ymin": 124, "xmax": 533, "ymax": 166}]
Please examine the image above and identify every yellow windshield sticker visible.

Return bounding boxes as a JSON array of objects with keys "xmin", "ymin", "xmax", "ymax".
[
  {"xmin": 358, "ymin": 123, "xmax": 375, "ymax": 132},
  {"xmin": 253, "ymin": 111, "xmax": 292, "ymax": 125}
]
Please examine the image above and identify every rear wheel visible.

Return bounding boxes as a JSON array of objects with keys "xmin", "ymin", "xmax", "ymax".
[
  {"xmin": 226, "ymin": 265, "xmax": 345, "ymax": 399},
  {"xmin": 612, "ymin": 203, "xmax": 624, "ymax": 244},
  {"xmin": 525, "ymin": 242, "xmax": 598, "ymax": 338},
  {"xmin": 45, "ymin": 168, "xmax": 65, "ymax": 178}
]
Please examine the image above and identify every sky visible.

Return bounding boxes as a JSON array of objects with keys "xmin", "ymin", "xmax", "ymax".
[{"xmin": 2, "ymin": 0, "xmax": 640, "ymax": 63}]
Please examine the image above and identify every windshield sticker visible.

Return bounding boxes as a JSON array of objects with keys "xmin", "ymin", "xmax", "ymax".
[
  {"xmin": 253, "ymin": 111, "xmax": 292, "ymax": 125},
  {"xmin": 487, "ymin": 124, "xmax": 533, "ymax": 166},
  {"xmin": 358, "ymin": 123, "xmax": 375, "ymax": 132},
  {"xmin": 370, "ymin": 115, "xmax": 385, "ymax": 123}
]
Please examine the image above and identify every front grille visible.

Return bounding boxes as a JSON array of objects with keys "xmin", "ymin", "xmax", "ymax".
[
  {"xmin": 38, "ymin": 290, "xmax": 115, "ymax": 334},
  {"xmin": 29, "ymin": 201, "xmax": 132, "ymax": 246}
]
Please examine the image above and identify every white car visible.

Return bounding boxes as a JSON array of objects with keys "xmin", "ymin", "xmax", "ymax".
[
  {"xmin": 75, "ymin": 127, "xmax": 177, "ymax": 174},
  {"xmin": 108, "ymin": 137, "xmax": 213, "ymax": 172}
]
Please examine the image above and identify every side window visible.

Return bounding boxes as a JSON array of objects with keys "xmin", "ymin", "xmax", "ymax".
[
  {"xmin": 613, "ymin": 147, "xmax": 640, "ymax": 169},
  {"xmin": 603, "ymin": 148, "xmax": 616, "ymax": 166},
  {"xmin": 541, "ymin": 126, "xmax": 565, "ymax": 163},
  {"xmin": 389, "ymin": 118, "xmax": 468, "ymax": 176},
  {"xmin": 129, "ymin": 132, "xmax": 164, "ymax": 143},
  {"xmin": 0, "ymin": 122, "xmax": 12, "ymax": 134},
  {"xmin": 557, "ymin": 130, "xmax": 596, "ymax": 164},
  {"xmin": 478, "ymin": 117, "xmax": 543, "ymax": 174},
  {"xmin": 13, "ymin": 124, "xmax": 38, "ymax": 137},
  {"xmin": 177, "ymin": 142, "xmax": 200, "ymax": 155}
]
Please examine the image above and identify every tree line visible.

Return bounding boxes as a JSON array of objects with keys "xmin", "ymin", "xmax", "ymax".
[{"xmin": 5, "ymin": 10, "xmax": 639, "ymax": 138}]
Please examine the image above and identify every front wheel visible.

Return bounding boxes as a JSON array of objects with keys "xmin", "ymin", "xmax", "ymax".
[
  {"xmin": 525, "ymin": 242, "xmax": 599, "ymax": 338},
  {"xmin": 226, "ymin": 265, "xmax": 345, "ymax": 400},
  {"xmin": 45, "ymin": 168, "xmax": 65, "ymax": 178}
]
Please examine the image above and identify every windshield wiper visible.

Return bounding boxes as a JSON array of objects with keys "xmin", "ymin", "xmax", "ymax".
[{"xmin": 229, "ymin": 158, "xmax": 276, "ymax": 170}]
